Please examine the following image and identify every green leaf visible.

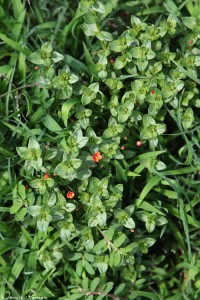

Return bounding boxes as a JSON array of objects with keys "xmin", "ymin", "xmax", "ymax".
[
  {"xmin": 29, "ymin": 179, "xmax": 43, "ymax": 189},
  {"xmin": 114, "ymin": 283, "xmax": 126, "ymax": 296},
  {"xmin": 93, "ymin": 239, "xmax": 107, "ymax": 252},
  {"xmin": 113, "ymin": 251, "xmax": 121, "ymax": 267},
  {"xmin": 113, "ymin": 234, "xmax": 126, "ymax": 247},
  {"xmin": 182, "ymin": 107, "xmax": 194, "ymax": 130},
  {"xmin": 182, "ymin": 17, "xmax": 197, "ymax": 29},
  {"xmin": 27, "ymin": 205, "xmax": 41, "ymax": 217},
  {"xmin": 96, "ymin": 212, "xmax": 107, "ymax": 226},
  {"xmin": 124, "ymin": 218, "xmax": 135, "ymax": 229},
  {"xmin": 84, "ymin": 260, "xmax": 95, "ymax": 275},
  {"xmin": 65, "ymin": 203, "xmax": 76, "ymax": 212},
  {"xmin": 102, "ymin": 282, "xmax": 114, "ymax": 294},
  {"xmin": 15, "ymin": 207, "xmax": 27, "ymax": 221},
  {"xmin": 109, "ymin": 38, "xmax": 127, "ymax": 52},
  {"xmin": 81, "ymin": 23, "xmax": 99, "ymax": 36},
  {"xmin": 10, "ymin": 201, "xmax": 23, "ymax": 215},
  {"xmin": 146, "ymin": 219, "xmax": 156, "ymax": 233},
  {"xmin": 114, "ymin": 57, "xmax": 126, "ymax": 70},
  {"xmin": 76, "ymin": 137, "xmax": 89, "ymax": 148},
  {"xmin": 16, "ymin": 147, "xmax": 32, "ymax": 159},
  {"xmin": 90, "ymin": 277, "xmax": 100, "ymax": 292},
  {"xmin": 76, "ymin": 168, "xmax": 92, "ymax": 180},
  {"xmin": 143, "ymin": 114, "xmax": 156, "ymax": 127},
  {"xmin": 135, "ymin": 211, "xmax": 149, "ymax": 222},
  {"xmin": 37, "ymin": 220, "xmax": 49, "ymax": 232},
  {"xmin": 92, "ymin": 1, "xmax": 105, "ymax": 13},
  {"xmin": 52, "ymin": 51, "xmax": 64, "ymax": 63},
  {"xmin": 82, "ymin": 83, "xmax": 99, "ymax": 105},
  {"xmin": 97, "ymin": 31, "xmax": 113, "ymax": 41},
  {"xmin": 144, "ymin": 238, "xmax": 156, "ymax": 247},
  {"xmin": 129, "ymin": 291, "xmax": 160, "ymax": 300},
  {"xmin": 156, "ymin": 216, "xmax": 168, "ymax": 226},
  {"xmin": 70, "ymin": 293, "xmax": 84, "ymax": 300},
  {"xmin": 72, "ymin": 159, "xmax": 82, "ymax": 169},
  {"xmin": 28, "ymin": 51, "xmax": 44, "ymax": 65}
]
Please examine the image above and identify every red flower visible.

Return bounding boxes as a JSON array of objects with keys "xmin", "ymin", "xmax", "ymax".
[
  {"xmin": 189, "ymin": 40, "xmax": 193, "ymax": 45},
  {"xmin": 92, "ymin": 152, "xmax": 102, "ymax": 162},
  {"xmin": 151, "ymin": 90, "xmax": 155, "ymax": 94},
  {"xmin": 45, "ymin": 144, "xmax": 49, "ymax": 149},
  {"xmin": 136, "ymin": 140, "xmax": 142, "ymax": 147},
  {"xmin": 34, "ymin": 66, "xmax": 39, "ymax": 71},
  {"xmin": 66, "ymin": 191, "xmax": 75, "ymax": 199},
  {"xmin": 121, "ymin": 145, "xmax": 125, "ymax": 150},
  {"xmin": 25, "ymin": 184, "xmax": 29, "ymax": 190},
  {"xmin": 43, "ymin": 173, "xmax": 50, "ymax": 179},
  {"xmin": 109, "ymin": 59, "xmax": 115, "ymax": 63}
]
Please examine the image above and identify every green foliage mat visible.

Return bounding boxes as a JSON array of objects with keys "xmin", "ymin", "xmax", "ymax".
[{"xmin": 0, "ymin": 0, "xmax": 200, "ymax": 299}]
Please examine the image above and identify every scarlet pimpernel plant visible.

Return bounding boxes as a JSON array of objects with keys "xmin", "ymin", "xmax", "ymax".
[{"xmin": 1, "ymin": 0, "xmax": 200, "ymax": 299}]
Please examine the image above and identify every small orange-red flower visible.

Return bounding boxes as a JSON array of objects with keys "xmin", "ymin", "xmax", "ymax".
[
  {"xmin": 45, "ymin": 144, "xmax": 49, "ymax": 149},
  {"xmin": 136, "ymin": 140, "xmax": 142, "ymax": 147},
  {"xmin": 34, "ymin": 66, "xmax": 39, "ymax": 71},
  {"xmin": 92, "ymin": 152, "xmax": 102, "ymax": 162},
  {"xmin": 151, "ymin": 90, "xmax": 155, "ymax": 94},
  {"xmin": 43, "ymin": 173, "xmax": 50, "ymax": 179},
  {"xmin": 189, "ymin": 40, "xmax": 193, "ymax": 45},
  {"xmin": 66, "ymin": 191, "xmax": 75, "ymax": 199}
]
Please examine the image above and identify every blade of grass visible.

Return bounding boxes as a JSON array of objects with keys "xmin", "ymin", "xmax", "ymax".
[
  {"xmin": 83, "ymin": 42, "xmax": 97, "ymax": 77},
  {"xmin": 8, "ymin": 257, "xmax": 25, "ymax": 284},
  {"xmin": 61, "ymin": 11, "xmax": 86, "ymax": 48},
  {"xmin": 23, "ymin": 273, "xmax": 41, "ymax": 295},
  {"xmin": 11, "ymin": 9, "xmax": 25, "ymax": 41},
  {"xmin": 11, "ymin": 0, "xmax": 24, "ymax": 18},
  {"xmin": 61, "ymin": 98, "xmax": 80, "ymax": 128},
  {"xmin": 162, "ymin": 166, "xmax": 198, "ymax": 176},
  {"xmin": 0, "ymin": 33, "xmax": 31, "ymax": 56},
  {"xmin": 42, "ymin": 114, "xmax": 62, "ymax": 132},
  {"xmin": 0, "ymin": 65, "xmax": 12, "ymax": 74},
  {"xmin": 100, "ymin": 0, "xmax": 119, "ymax": 20},
  {"xmin": 114, "ymin": 160, "xmax": 127, "ymax": 182},
  {"xmin": 140, "ymin": 201, "xmax": 166, "ymax": 216},
  {"xmin": 18, "ymin": 52, "xmax": 26, "ymax": 82},
  {"xmin": 65, "ymin": 54, "xmax": 88, "ymax": 74},
  {"xmin": 179, "ymin": 198, "xmax": 192, "ymax": 260},
  {"xmin": 172, "ymin": 59, "xmax": 200, "ymax": 85},
  {"xmin": 136, "ymin": 175, "xmax": 161, "ymax": 207},
  {"xmin": 136, "ymin": 6, "xmax": 166, "ymax": 15},
  {"xmin": 168, "ymin": 217, "xmax": 187, "ymax": 258}
]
